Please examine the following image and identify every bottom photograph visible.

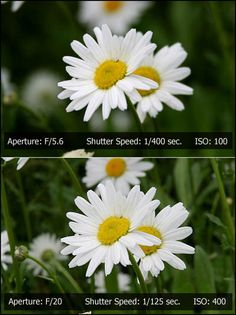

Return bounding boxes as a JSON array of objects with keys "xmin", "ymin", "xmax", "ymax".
[{"xmin": 1, "ymin": 157, "xmax": 235, "ymax": 315}]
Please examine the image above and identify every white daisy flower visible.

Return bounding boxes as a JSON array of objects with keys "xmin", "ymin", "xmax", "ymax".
[
  {"xmin": 1, "ymin": 1, "xmax": 24, "ymax": 11},
  {"xmin": 79, "ymin": 1, "xmax": 151, "ymax": 34},
  {"xmin": 2, "ymin": 157, "xmax": 29, "ymax": 170},
  {"xmin": 61, "ymin": 182, "xmax": 161, "ymax": 277},
  {"xmin": 58, "ymin": 24, "xmax": 158, "ymax": 121},
  {"xmin": 132, "ymin": 43, "xmax": 193, "ymax": 122},
  {"xmin": 82, "ymin": 158, "xmax": 154, "ymax": 195},
  {"xmin": 136, "ymin": 202, "xmax": 195, "ymax": 279},
  {"xmin": 26, "ymin": 233, "xmax": 65, "ymax": 276},
  {"xmin": 94, "ymin": 270, "xmax": 130, "ymax": 293},
  {"xmin": 22, "ymin": 70, "xmax": 61, "ymax": 114},
  {"xmin": 1, "ymin": 230, "xmax": 12, "ymax": 271},
  {"xmin": 62, "ymin": 149, "xmax": 94, "ymax": 158}
]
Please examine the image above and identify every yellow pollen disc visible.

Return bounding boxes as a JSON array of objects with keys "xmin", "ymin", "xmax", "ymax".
[
  {"xmin": 94, "ymin": 60, "xmax": 127, "ymax": 89},
  {"xmin": 133, "ymin": 66, "xmax": 161, "ymax": 97},
  {"xmin": 98, "ymin": 216, "xmax": 130, "ymax": 245},
  {"xmin": 103, "ymin": 1, "xmax": 123, "ymax": 13},
  {"xmin": 105, "ymin": 158, "xmax": 126, "ymax": 177},
  {"xmin": 138, "ymin": 226, "xmax": 162, "ymax": 255}
]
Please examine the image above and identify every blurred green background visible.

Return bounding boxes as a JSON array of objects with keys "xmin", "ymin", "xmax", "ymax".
[
  {"xmin": 1, "ymin": 1, "xmax": 235, "ymax": 157},
  {"xmin": 1, "ymin": 157, "xmax": 235, "ymax": 314}
]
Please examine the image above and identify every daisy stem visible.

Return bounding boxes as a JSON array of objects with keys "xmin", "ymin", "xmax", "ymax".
[
  {"xmin": 26, "ymin": 255, "xmax": 65, "ymax": 293},
  {"xmin": 210, "ymin": 159, "xmax": 235, "ymax": 247},
  {"xmin": 128, "ymin": 251, "xmax": 148, "ymax": 294},
  {"xmin": 152, "ymin": 117, "xmax": 159, "ymax": 133},
  {"xmin": 16, "ymin": 172, "xmax": 32, "ymax": 241},
  {"xmin": 53, "ymin": 260, "xmax": 83, "ymax": 293},
  {"xmin": 154, "ymin": 276, "xmax": 163, "ymax": 293},
  {"xmin": 1, "ymin": 171, "xmax": 21, "ymax": 292},
  {"xmin": 128, "ymin": 101, "xmax": 144, "ymax": 133},
  {"xmin": 57, "ymin": 1, "xmax": 78, "ymax": 35},
  {"xmin": 209, "ymin": 2, "xmax": 231, "ymax": 68},
  {"xmin": 90, "ymin": 274, "xmax": 95, "ymax": 293},
  {"xmin": 61, "ymin": 158, "xmax": 85, "ymax": 197}
]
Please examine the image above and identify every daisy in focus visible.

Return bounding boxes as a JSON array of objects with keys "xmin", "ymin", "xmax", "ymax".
[
  {"xmin": 1, "ymin": 1, "xmax": 24, "ymax": 11},
  {"xmin": 94, "ymin": 270, "xmax": 130, "ymax": 293},
  {"xmin": 22, "ymin": 70, "xmax": 61, "ymax": 114},
  {"xmin": 136, "ymin": 202, "xmax": 195, "ymax": 279},
  {"xmin": 26, "ymin": 233, "xmax": 65, "ymax": 276},
  {"xmin": 1, "ymin": 230, "xmax": 12, "ymax": 271},
  {"xmin": 82, "ymin": 158, "xmax": 153, "ymax": 195},
  {"xmin": 79, "ymin": 1, "xmax": 151, "ymax": 34},
  {"xmin": 61, "ymin": 182, "xmax": 161, "ymax": 277},
  {"xmin": 58, "ymin": 24, "xmax": 158, "ymax": 121},
  {"xmin": 2, "ymin": 157, "xmax": 29, "ymax": 170},
  {"xmin": 133, "ymin": 43, "xmax": 193, "ymax": 122}
]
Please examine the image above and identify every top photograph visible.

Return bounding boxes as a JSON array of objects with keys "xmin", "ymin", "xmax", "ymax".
[{"xmin": 1, "ymin": 0, "xmax": 235, "ymax": 157}]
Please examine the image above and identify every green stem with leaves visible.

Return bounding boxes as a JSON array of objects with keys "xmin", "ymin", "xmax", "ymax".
[
  {"xmin": 1, "ymin": 172, "xmax": 21, "ymax": 292},
  {"xmin": 16, "ymin": 172, "xmax": 32, "ymax": 241},
  {"xmin": 61, "ymin": 158, "xmax": 85, "ymax": 197},
  {"xmin": 210, "ymin": 159, "xmax": 235, "ymax": 247},
  {"xmin": 53, "ymin": 260, "xmax": 83, "ymax": 293},
  {"xmin": 26, "ymin": 255, "xmax": 65, "ymax": 293},
  {"xmin": 128, "ymin": 101, "xmax": 144, "ymax": 133},
  {"xmin": 128, "ymin": 251, "xmax": 148, "ymax": 294}
]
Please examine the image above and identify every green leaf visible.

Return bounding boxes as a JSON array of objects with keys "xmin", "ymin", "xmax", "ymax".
[
  {"xmin": 174, "ymin": 159, "xmax": 192, "ymax": 206},
  {"xmin": 194, "ymin": 246, "xmax": 216, "ymax": 293},
  {"xmin": 205, "ymin": 213, "xmax": 226, "ymax": 229},
  {"xmin": 172, "ymin": 267, "xmax": 195, "ymax": 293}
]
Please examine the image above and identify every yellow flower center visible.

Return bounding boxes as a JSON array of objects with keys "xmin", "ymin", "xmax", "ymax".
[
  {"xmin": 138, "ymin": 226, "xmax": 162, "ymax": 255},
  {"xmin": 103, "ymin": 1, "xmax": 123, "ymax": 13},
  {"xmin": 98, "ymin": 216, "xmax": 130, "ymax": 245},
  {"xmin": 94, "ymin": 60, "xmax": 127, "ymax": 89},
  {"xmin": 105, "ymin": 158, "xmax": 126, "ymax": 177},
  {"xmin": 133, "ymin": 66, "xmax": 160, "ymax": 97}
]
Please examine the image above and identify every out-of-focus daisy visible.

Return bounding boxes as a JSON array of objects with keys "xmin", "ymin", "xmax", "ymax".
[
  {"xmin": 1, "ymin": 230, "xmax": 12, "ymax": 271},
  {"xmin": 2, "ymin": 158, "xmax": 29, "ymax": 170},
  {"xmin": 61, "ymin": 182, "xmax": 161, "ymax": 277},
  {"xmin": 1, "ymin": 68, "xmax": 16, "ymax": 103},
  {"xmin": 79, "ymin": 1, "xmax": 151, "ymax": 34},
  {"xmin": 112, "ymin": 110, "xmax": 131, "ymax": 131},
  {"xmin": 22, "ymin": 70, "xmax": 60, "ymax": 114},
  {"xmin": 89, "ymin": 110, "xmax": 106, "ymax": 131},
  {"xmin": 133, "ymin": 43, "xmax": 193, "ymax": 122},
  {"xmin": 89, "ymin": 109, "xmax": 131, "ymax": 131},
  {"xmin": 58, "ymin": 24, "xmax": 158, "ymax": 121},
  {"xmin": 136, "ymin": 202, "xmax": 195, "ymax": 279},
  {"xmin": 62, "ymin": 149, "xmax": 94, "ymax": 158},
  {"xmin": 1, "ymin": 1, "xmax": 24, "ymax": 11},
  {"xmin": 94, "ymin": 270, "xmax": 130, "ymax": 292},
  {"xmin": 82, "ymin": 158, "xmax": 153, "ymax": 195},
  {"xmin": 26, "ymin": 233, "xmax": 65, "ymax": 276}
]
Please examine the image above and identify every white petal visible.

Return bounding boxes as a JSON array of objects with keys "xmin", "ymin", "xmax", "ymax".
[{"xmin": 83, "ymin": 90, "xmax": 105, "ymax": 121}]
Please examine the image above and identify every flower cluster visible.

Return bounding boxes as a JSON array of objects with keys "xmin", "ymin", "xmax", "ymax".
[
  {"xmin": 61, "ymin": 181, "xmax": 194, "ymax": 279},
  {"xmin": 58, "ymin": 24, "xmax": 192, "ymax": 123}
]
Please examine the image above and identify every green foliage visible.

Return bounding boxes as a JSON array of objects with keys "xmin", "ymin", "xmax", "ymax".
[{"xmin": 194, "ymin": 246, "xmax": 216, "ymax": 293}]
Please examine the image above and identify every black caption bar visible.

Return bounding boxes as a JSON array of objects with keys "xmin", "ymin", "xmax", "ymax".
[
  {"xmin": 4, "ymin": 132, "xmax": 233, "ymax": 150},
  {"xmin": 3, "ymin": 293, "xmax": 232, "ymax": 311}
]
